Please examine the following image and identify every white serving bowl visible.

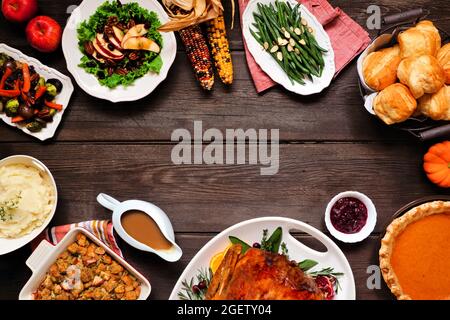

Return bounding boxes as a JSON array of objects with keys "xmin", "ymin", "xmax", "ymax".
[
  {"xmin": 0, "ymin": 155, "xmax": 57, "ymax": 255},
  {"xmin": 325, "ymin": 191, "xmax": 377, "ymax": 243},
  {"xmin": 62, "ymin": 0, "xmax": 177, "ymax": 102},
  {"xmin": 19, "ymin": 227, "xmax": 151, "ymax": 300}
]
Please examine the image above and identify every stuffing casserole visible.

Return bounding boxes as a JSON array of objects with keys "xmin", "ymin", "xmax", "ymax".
[{"xmin": 33, "ymin": 233, "xmax": 141, "ymax": 300}]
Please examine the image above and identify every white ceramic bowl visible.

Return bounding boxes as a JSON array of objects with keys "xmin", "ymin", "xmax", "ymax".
[
  {"xmin": 325, "ymin": 191, "xmax": 377, "ymax": 243},
  {"xmin": 0, "ymin": 155, "xmax": 57, "ymax": 255},
  {"xmin": 62, "ymin": 0, "xmax": 177, "ymax": 102},
  {"xmin": 0, "ymin": 44, "xmax": 74, "ymax": 141},
  {"xmin": 19, "ymin": 227, "xmax": 151, "ymax": 300},
  {"xmin": 242, "ymin": 0, "xmax": 335, "ymax": 95}
]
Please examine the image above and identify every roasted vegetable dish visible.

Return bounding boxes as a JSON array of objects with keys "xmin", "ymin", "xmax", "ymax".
[
  {"xmin": 33, "ymin": 233, "xmax": 141, "ymax": 300},
  {"xmin": 0, "ymin": 53, "xmax": 64, "ymax": 133},
  {"xmin": 77, "ymin": 0, "xmax": 163, "ymax": 88},
  {"xmin": 250, "ymin": 1, "xmax": 327, "ymax": 85}
]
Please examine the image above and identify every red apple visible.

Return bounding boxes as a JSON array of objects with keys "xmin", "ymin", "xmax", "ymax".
[
  {"xmin": 1, "ymin": 0, "xmax": 38, "ymax": 23},
  {"xmin": 26, "ymin": 16, "xmax": 62, "ymax": 53}
]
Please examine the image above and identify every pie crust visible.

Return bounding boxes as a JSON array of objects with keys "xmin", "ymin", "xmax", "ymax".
[{"xmin": 379, "ymin": 200, "xmax": 450, "ymax": 300}]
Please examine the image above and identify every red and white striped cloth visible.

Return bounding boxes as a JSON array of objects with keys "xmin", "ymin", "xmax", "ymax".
[
  {"xmin": 238, "ymin": 0, "xmax": 372, "ymax": 93},
  {"xmin": 31, "ymin": 220, "xmax": 123, "ymax": 257}
]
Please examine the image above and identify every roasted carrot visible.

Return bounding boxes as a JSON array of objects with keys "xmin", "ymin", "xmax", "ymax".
[
  {"xmin": 35, "ymin": 86, "xmax": 47, "ymax": 100},
  {"xmin": 44, "ymin": 100, "xmax": 63, "ymax": 111},
  {"xmin": 21, "ymin": 91, "xmax": 28, "ymax": 102},
  {"xmin": 11, "ymin": 116, "xmax": 25, "ymax": 123},
  {"xmin": 0, "ymin": 67, "xmax": 12, "ymax": 89},
  {"xmin": 0, "ymin": 89, "xmax": 20, "ymax": 97},
  {"xmin": 22, "ymin": 63, "xmax": 30, "ymax": 93}
]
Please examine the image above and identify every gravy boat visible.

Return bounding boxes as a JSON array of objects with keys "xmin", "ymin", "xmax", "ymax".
[{"xmin": 96, "ymin": 193, "xmax": 182, "ymax": 262}]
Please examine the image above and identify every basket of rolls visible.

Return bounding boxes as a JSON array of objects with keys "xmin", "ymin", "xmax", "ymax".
[{"xmin": 357, "ymin": 19, "xmax": 450, "ymax": 141}]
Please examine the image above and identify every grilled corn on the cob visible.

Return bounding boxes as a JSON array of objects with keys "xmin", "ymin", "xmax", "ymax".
[
  {"xmin": 206, "ymin": 14, "xmax": 233, "ymax": 85},
  {"xmin": 179, "ymin": 25, "xmax": 214, "ymax": 90}
]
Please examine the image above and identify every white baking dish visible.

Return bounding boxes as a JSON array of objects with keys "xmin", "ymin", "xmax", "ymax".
[{"xmin": 19, "ymin": 227, "xmax": 151, "ymax": 300}]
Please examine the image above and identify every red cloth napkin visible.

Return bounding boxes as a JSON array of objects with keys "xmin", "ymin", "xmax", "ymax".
[
  {"xmin": 239, "ymin": 0, "xmax": 372, "ymax": 93},
  {"xmin": 31, "ymin": 220, "xmax": 123, "ymax": 257}
]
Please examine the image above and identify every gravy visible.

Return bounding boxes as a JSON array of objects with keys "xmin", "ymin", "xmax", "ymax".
[{"xmin": 121, "ymin": 210, "xmax": 173, "ymax": 250}]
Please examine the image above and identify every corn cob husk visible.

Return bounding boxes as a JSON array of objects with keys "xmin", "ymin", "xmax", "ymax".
[
  {"xmin": 179, "ymin": 25, "xmax": 214, "ymax": 90},
  {"xmin": 205, "ymin": 14, "xmax": 233, "ymax": 85}
]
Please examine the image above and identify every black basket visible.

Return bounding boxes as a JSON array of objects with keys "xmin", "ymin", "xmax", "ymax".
[{"xmin": 358, "ymin": 10, "xmax": 450, "ymax": 141}]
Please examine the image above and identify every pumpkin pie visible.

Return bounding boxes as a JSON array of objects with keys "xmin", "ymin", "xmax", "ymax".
[{"xmin": 379, "ymin": 201, "xmax": 450, "ymax": 300}]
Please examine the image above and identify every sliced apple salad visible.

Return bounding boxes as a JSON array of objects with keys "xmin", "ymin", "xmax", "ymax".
[{"xmin": 77, "ymin": 0, "xmax": 163, "ymax": 88}]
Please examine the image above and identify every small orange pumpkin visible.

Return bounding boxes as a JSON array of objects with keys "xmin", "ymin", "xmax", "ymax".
[{"xmin": 424, "ymin": 141, "xmax": 450, "ymax": 188}]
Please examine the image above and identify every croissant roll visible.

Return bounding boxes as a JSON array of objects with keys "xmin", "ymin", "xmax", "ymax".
[
  {"xmin": 437, "ymin": 43, "xmax": 450, "ymax": 84},
  {"xmin": 373, "ymin": 83, "xmax": 417, "ymax": 125},
  {"xmin": 363, "ymin": 45, "xmax": 402, "ymax": 91},
  {"xmin": 398, "ymin": 20, "xmax": 441, "ymax": 59},
  {"xmin": 397, "ymin": 54, "xmax": 445, "ymax": 99},
  {"xmin": 418, "ymin": 85, "xmax": 450, "ymax": 120}
]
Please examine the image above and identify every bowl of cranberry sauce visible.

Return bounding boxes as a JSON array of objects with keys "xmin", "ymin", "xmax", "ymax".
[{"xmin": 325, "ymin": 191, "xmax": 377, "ymax": 243}]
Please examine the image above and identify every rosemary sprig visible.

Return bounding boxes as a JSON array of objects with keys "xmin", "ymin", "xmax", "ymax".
[
  {"xmin": 308, "ymin": 266, "xmax": 344, "ymax": 294},
  {"xmin": 260, "ymin": 229, "xmax": 269, "ymax": 251},
  {"xmin": 0, "ymin": 193, "xmax": 21, "ymax": 222},
  {"xmin": 177, "ymin": 268, "xmax": 213, "ymax": 300},
  {"xmin": 281, "ymin": 242, "xmax": 289, "ymax": 257}
]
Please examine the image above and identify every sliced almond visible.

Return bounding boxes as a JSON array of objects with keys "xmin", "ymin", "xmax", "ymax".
[
  {"xmin": 299, "ymin": 39, "xmax": 306, "ymax": 46},
  {"xmin": 270, "ymin": 45, "xmax": 279, "ymax": 53},
  {"xmin": 263, "ymin": 42, "xmax": 269, "ymax": 50},
  {"xmin": 287, "ymin": 44, "xmax": 293, "ymax": 52},
  {"xmin": 294, "ymin": 27, "xmax": 301, "ymax": 35},
  {"xmin": 276, "ymin": 52, "xmax": 283, "ymax": 61}
]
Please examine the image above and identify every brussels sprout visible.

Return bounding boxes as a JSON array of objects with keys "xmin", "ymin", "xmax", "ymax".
[
  {"xmin": 38, "ymin": 77, "xmax": 46, "ymax": 87},
  {"xmin": 46, "ymin": 79, "xmax": 63, "ymax": 93},
  {"xmin": 26, "ymin": 121, "xmax": 43, "ymax": 132},
  {"xmin": 18, "ymin": 105, "xmax": 34, "ymax": 119},
  {"xmin": 5, "ymin": 99, "xmax": 19, "ymax": 117},
  {"xmin": 45, "ymin": 83, "xmax": 58, "ymax": 97},
  {"xmin": 0, "ymin": 53, "xmax": 8, "ymax": 66},
  {"xmin": 34, "ymin": 118, "xmax": 47, "ymax": 128}
]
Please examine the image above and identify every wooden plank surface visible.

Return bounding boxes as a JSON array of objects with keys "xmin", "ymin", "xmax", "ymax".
[
  {"xmin": 0, "ymin": 143, "xmax": 445, "ymax": 233},
  {"xmin": 0, "ymin": 0, "xmax": 449, "ymax": 301}
]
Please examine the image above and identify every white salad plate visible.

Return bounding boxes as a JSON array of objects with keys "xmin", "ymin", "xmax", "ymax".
[
  {"xmin": 0, "ymin": 44, "xmax": 73, "ymax": 141},
  {"xmin": 0, "ymin": 155, "xmax": 57, "ymax": 255},
  {"xmin": 62, "ymin": 0, "xmax": 177, "ymax": 102},
  {"xmin": 242, "ymin": 0, "xmax": 335, "ymax": 95},
  {"xmin": 169, "ymin": 217, "xmax": 356, "ymax": 300}
]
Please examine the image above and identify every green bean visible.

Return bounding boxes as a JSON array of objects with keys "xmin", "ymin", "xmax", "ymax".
[{"xmin": 249, "ymin": 2, "xmax": 326, "ymax": 84}]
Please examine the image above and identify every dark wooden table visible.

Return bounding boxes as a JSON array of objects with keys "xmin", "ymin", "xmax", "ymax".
[{"xmin": 1, "ymin": 0, "xmax": 449, "ymax": 300}]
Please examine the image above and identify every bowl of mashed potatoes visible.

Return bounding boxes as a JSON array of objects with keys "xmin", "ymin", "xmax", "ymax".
[{"xmin": 0, "ymin": 155, "xmax": 57, "ymax": 255}]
